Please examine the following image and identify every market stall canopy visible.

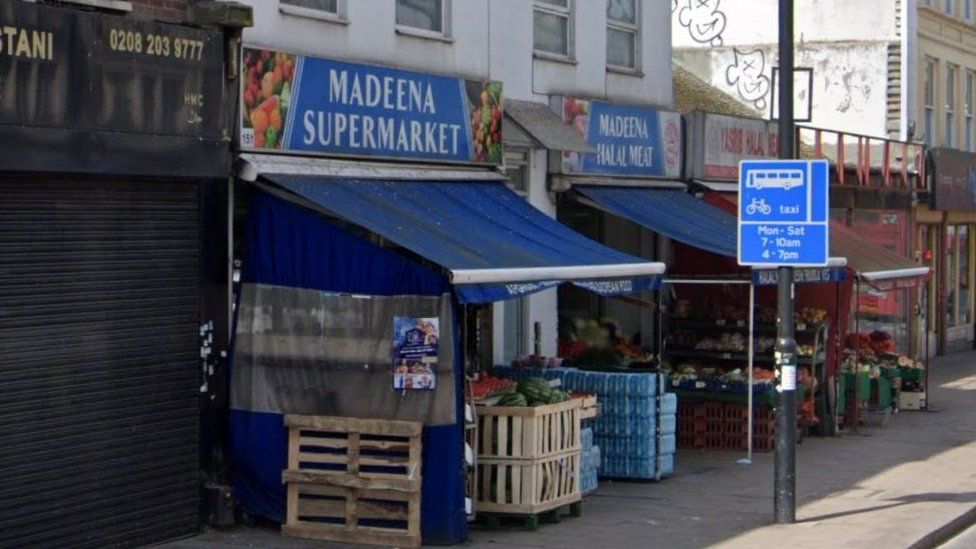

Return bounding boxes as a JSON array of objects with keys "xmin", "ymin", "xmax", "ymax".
[
  {"xmin": 829, "ymin": 221, "xmax": 929, "ymax": 287},
  {"xmin": 257, "ymin": 173, "xmax": 665, "ymax": 303},
  {"xmin": 504, "ymin": 99, "xmax": 597, "ymax": 153},
  {"xmin": 574, "ymin": 185, "xmax": 738, "ymax": 257}
]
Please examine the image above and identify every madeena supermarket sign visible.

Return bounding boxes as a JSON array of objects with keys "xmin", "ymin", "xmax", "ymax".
[{"xmin": 240, "ymin": 47, "xmax": 503, "ymax": 164}]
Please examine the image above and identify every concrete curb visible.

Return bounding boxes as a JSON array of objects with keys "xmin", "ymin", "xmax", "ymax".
[{"xmin": 909, "ymin": 504, "xmax": 976, "ymax": 549}]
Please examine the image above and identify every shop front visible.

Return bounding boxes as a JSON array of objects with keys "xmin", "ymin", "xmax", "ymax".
[
  {"xmin": 0, "ymin": 2, "xmax": 233, "ymax": 547},
  {"xmin": 228, "ymin": 48, "xmax": 666, "ymax": 546},
  {"xmin": 926, "ymin": 148, "xmax": 976, "ymax": 355}
]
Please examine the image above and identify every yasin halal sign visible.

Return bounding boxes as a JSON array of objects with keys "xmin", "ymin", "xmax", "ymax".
[{"xmin": 240, "ymin": 48, "xmax": 503, "ymax": 165}]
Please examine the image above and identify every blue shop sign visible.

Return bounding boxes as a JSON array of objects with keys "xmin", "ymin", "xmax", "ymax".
[
  {"xmin": 240, "ymin": 47, "xmax": 503, "ymax": 164},
  {"xmin": 560, "ymin": 97, "xmax": 682, "ymax": 178}
]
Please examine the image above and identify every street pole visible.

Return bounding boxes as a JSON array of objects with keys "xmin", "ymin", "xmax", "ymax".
[{"xmin": 775, "ymin": 0, "xmax": 797, "ymax": 524}]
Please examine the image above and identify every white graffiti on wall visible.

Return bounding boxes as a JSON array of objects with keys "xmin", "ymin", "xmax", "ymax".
[
  {"xmin": 674, "ymin": 0, "xmax": 727, "ymax": 47},
  {"xmin": 726, "ymin": 48, "xmax": 772, "ymax": 111}
]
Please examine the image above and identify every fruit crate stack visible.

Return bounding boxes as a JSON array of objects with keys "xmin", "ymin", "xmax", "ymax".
[
  {"xmin": 493, "ymin": 365, "xmax": 677, "ymax": 481},
  {"xmin": 580, "ymin": 427, "xmax": 600, "ymax": 494},
  {"xmin": 676, "ymin": 402, "xmax": 799, "ymax": 452}
]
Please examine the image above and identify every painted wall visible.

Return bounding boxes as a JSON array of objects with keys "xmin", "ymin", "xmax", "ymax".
[{"xmin": 672, "ymin": 0, "xmax": 902, "ymax": 139}]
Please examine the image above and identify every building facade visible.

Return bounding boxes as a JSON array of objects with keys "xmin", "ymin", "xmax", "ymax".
[{"xmin": 235, "ymin": 0, "xmax": 675, "ymax": 366}]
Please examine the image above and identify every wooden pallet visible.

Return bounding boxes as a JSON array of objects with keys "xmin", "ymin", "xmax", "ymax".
[
  {"xmin": 281, "ymin": 415, "xmax": 422, "ymax": 548},
  {"xmin": 477, "ymin": 501, "xmax": 583, "ymax": 531}
]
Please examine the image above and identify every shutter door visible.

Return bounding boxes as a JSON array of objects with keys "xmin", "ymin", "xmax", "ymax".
[{"xmin": 0, "ymin": 179, "xmax": 201, "ymax": 548}]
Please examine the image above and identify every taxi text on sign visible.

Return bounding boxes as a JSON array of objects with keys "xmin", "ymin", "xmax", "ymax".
[{"xmin": 737, "ymin": 160, "xmax": 830, "ymax": 267}]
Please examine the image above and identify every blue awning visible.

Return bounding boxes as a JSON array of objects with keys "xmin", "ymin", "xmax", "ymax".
[
  {"xmin": 260, "ymin": 175, "xmax": 666, "ymax": 303},
  {"xmin": 575, "ymin": 185, "xmax": 738, "ymax": 257}
]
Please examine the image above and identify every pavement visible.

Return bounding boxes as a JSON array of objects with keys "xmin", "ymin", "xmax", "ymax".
[{"xmin": 159, "ymin": 351, "xmax": 976, "ymax": 549}]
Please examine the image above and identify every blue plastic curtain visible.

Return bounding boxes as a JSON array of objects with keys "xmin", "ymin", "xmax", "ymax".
[{"xmin": 230, "ymin": 190, "xmax": 467, "ymax": 544}]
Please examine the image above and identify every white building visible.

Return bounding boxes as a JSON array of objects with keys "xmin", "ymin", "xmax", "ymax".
[{"xmin": 236, "ymin": 0, "xmax": 676, "ymax": 364}]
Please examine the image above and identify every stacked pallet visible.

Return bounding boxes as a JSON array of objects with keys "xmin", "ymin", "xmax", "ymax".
[{"xmin": 281, "ymin": 415, "xmax": 422, "ymax": 548}]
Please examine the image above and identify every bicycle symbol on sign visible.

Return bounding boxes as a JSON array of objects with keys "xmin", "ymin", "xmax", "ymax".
[{"xmin": 746, "ymin": 198, "xmax": 772, "ymax": 215}]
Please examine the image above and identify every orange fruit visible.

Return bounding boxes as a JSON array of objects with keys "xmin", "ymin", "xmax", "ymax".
[
  {"xmin": 251, "ymin": 109, "xmax": 269, "ymax": 134},
  {"xmin": 269, "ymin": 108, "xmax": 282, "ymax": 132}
]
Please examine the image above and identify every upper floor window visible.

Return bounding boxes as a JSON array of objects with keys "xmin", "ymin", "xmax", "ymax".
[
  {"xmin": 946, "ymin": 64, "xmax": 958, "ymax": 147},
  {"xmin": 966, "ymin": 71, "xmax": 974, "ymax": 150},
  {"xmin": 966, "ymin": 0, "xmax": 973, "ymax": 19},
  {"xmin": 281, "ymin": 0, "xmax": 338, "ymax": 14},
  {"xmin": 607, "ymin": 0, "xmax": 639, "ymax": 70},
  {"xmin": 945, "ymin": 0, "xmax": 955, "ymax": 15},
  {"xmin": 397, "ymin": 0, "xmax": 446, "ymax": 34},
  {"xmin": 534, "ymin": 0, "xmax": 574, "ymax": 58}
]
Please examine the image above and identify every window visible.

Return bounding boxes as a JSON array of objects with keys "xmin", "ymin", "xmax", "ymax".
[
  {"xmin": 396, "ymin": 0, "xmax": 445, "ymax": 34},
  {"xmin": 534, "ymin": 0, "xmax": 574, "ymax": 58},
  {"xmin": 967, "ymin": 71, "xmax": 974, "ymax": 150},
  {"xmin": 947, "ymin": 64, "xmax": 957, "ymax": 147},
  {"xmin": 607, "ymin": 0, "xmax": 639, "ymax": 70},
  {"xmin": 967, "ymin": 0, "xmax": 974, "ymax": 19},
  {"xmin": 503, "ymin": 298, "xmax": 527, "ymax": 362},
  {"xmin": 925, "ymin": 58, "xmax": 936, "ymax": 146},
  {"xmin": 504, "ymin": 150, "xmax": 530, "ymax": 195},
  {"xmin": 281, "ymin": 0, "xmax": 338, "ymax": 13},
  {"xmin": 946, "ymin": 0, "xmax": 955, "ymax": 14}
]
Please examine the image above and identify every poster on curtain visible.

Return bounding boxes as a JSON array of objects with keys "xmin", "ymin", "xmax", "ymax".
[{"xmin": 393, "ymin": 316, "xmax": 439, "ymax": 391}]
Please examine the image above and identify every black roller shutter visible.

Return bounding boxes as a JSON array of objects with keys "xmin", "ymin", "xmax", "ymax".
[{"xmin": 0, "ymin": 179, "xmax": 201, "ymax": 548}]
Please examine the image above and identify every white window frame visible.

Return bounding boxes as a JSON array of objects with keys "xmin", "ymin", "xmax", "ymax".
[
  {"xmin": 925, "ymin": 58, "xmax": 936, "ymax": 146},
  {"xmin": 279, "ymin": 0, "xmax": 348, "ymax": 24},
  {"xmin": 395, "ymin": 0, "xmax": 451, "ymax": 39},
  {"xmin": 504, "ymin": 150, "xmax": 530, "ymax": 197},
  {"xmin": 533, "ymin": 0, "xmax": 575, "ymax": 60},
  {"xmin": 947, "ymin": 64, "xmax": 957, "ymax": 147},
  {"xmin": 606, "ymin": 0, "xmax": 641, "ymax": 72}
]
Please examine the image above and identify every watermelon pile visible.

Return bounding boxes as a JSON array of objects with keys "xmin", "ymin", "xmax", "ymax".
[{"xmin": 491, "ymin": 377, "xmax": 570, "ymax": 407}]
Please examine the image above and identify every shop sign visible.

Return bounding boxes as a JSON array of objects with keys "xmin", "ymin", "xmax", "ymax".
[
  {"xmin": 752, "ymin": 267, "xmax": 846, "ymax": 286},
  {"xmin": 393, "ymin": 316, "xmax": 438, "ymax": 391},
  {"xmin": 560, "ymin": 97, "xmax": 681, "ymax": 178},
  {"xmin": 930, "ymin": 148, "xmax": 976, "ymax": 211},
  {"xmin": 241, "ymin": 47, "xmax": 503, "ymax": 165},
  {"xmin": 703, "ymin": 113, "xmax": 779, "ymax": 180},
  {"xmin": 0, "ymin": 1, "xmax": 223, "ymax": 140}
]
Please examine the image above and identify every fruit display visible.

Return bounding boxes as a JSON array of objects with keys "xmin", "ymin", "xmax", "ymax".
[
  {"xmin": 241, "ymin": 49, "xmax": 296, "ymax": 149},
  {"xmin": 845, "ymin": 330, "xmax": 896, "ymax": 356},
  {"xmin": 471, "ymin": 374, "xmax": 516, "ymax": 400},
  {"xmin": 479, "ymin": 376, "xmax": 579, "ymax": 407},
  {"xmin": 795, "ymin": 308, "xmax": 828, "ymax": 326},
  {"xmin": 466, "ymin": 81, "xmax": 503, "ymax": 163}
]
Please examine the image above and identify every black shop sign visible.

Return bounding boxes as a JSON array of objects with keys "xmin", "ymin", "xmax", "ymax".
[{"xmin": 0, "ymin": 1, "xmax": 227, "ymax": 176}]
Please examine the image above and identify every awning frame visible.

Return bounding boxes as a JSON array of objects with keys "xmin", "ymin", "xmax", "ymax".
[{"xmin": 236, "ymin": 152, "xmax": 508, "ymax": 182}]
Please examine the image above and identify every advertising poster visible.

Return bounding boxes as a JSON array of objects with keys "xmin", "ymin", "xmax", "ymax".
[
  {"xmin": 392, "ymin": 316, "xmax": 439, "ymax": 391},
  {"xmin": 703, "ymin": 113, "xmax": 779, "ymax": 180},
  {"xmin": 240, "ymin": 47, "xmax": 503, "ymax": 164},
  {"xmin": 560, "ymin": 97, "xmax": 681, "ymax": 178}
]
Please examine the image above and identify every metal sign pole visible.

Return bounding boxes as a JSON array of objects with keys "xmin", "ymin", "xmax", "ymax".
[{"xmin": 775, "ymin": 0, "xmax": 798, "ymax": 524}]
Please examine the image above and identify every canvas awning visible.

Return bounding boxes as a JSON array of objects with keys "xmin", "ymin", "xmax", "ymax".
[
  {"xmin": 255, "ymin": 171, "xmax": 665, "ymax": 303},
  {"xmin": 830, "ymin": 222, "xmax": 929, "ymax": 286},
  {"xmin": 504, "ymin": 99, "xmax": 596, "ymax": 153}
]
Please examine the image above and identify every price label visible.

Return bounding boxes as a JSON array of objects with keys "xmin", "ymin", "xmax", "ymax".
[
  {"xmin": 694, "ymin": 381, "xmax": 706, "ymax": 389},
  {"xmin": 781, "ymin": 365, "xmax": 797, "ymax": 391},
  {"xmin": 797, "ymin": 323, "xmax": 807, "ymax": 331},
  {"xmin": 716, "ymin": 319, "xmax": 726, "ymax": 326},
  {"xmin": 672, "ymin": 379, "xmax": 680, "ymax": 387},
  {"xmin": 736, "ymin": 320, "xmax": 745, "ymax": 327},
  {"xmin": 722, "ymin": 353, "xmax": 732, "ymax": 359}
]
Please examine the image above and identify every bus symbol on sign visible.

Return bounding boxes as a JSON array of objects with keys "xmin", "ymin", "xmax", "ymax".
[{"xmin": 745, "ymin": 168, "xmax": 805, "ymax": 190}]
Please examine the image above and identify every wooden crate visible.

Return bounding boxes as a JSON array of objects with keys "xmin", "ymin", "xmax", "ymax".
[
  {"xmin": 477, "ymin": 452, "xmax": 581, "ymax": 515},
  {"xmin": 477, "ymin": 398, "xmax": 581, "ymax": 460},
  {"xmin": 281, "ymin": 415, "xmax": 422, "ymax": 548},
  {"xmin": 476, "ymin": 399, "xmax": 581, "ymax": 515},
  {"xmin": 575, "ymin": 394, "xmax": 598, "ymax": 420}
]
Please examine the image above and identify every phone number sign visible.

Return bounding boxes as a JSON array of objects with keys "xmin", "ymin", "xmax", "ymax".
[{"xmin": 737, "ymin": 160, "xmax": 830, "ymax": 267}]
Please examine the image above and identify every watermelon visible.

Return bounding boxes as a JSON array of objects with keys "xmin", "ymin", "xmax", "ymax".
[
  {"xmin": 497, "ymin": 392, "xmax": 528, "ymax": 407},
  {"xmin": 517, "ymin": 377, "xmax": 553, "ymax": 402}
]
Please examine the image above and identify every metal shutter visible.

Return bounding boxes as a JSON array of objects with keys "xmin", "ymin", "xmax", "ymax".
[{"xmin": 0, "ymin": 179, "xmax": 201, "ymax": 548}]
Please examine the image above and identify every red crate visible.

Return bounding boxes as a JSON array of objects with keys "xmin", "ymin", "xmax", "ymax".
[
  {"xmin": 678, "ymin": 431, "xmax": 698, "ymax": 449},
  {"xmin": 724, "ymin": 434, "xmax": 748, "ymax": 451},
  {"xmin": 705, "ymin": 420, "xmax": 725, "ymax": 434},
  {"xmin": 677, "ymin": 417, "xmax": 694, "ymax": 434},
  {"xmin": 753, "ymin": 435, "xmax": 776, "ymax": 453},
  {"xmin": 753, "ymin": 407, "xmax": 775, "ymax": 423},
  {"xmin": 753, "ymin": 419, "xmax": 776, "ymax": 438},
  {"xmin": 723, "ymin": 404, "xmax": 749, "ymax": 423},
  {"xmin": 724, "ymin": 422, "xmax": 749, "ymax": 437},
  {"xmin": 704, "ymin": 433, "xmax": 726, "ymax": 450},
  {"xmin": 678, "ymin": 402, "xmax": 696, "ymax": 419},
  {"xmin": 703, "ymin": 403, "xmax": 724, "ymax": 422}
]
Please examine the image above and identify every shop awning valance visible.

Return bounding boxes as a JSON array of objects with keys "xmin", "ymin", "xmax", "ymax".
[
  {"xmin": 830, "ymin": 222, "xmax": 929, "ymax": 286},
  {"xmin": 260, "ymin": 175, "xmax": 665, "ymax": 303},
  {"xmin": 575, "ymin": 185, "xmax": 739, "ymax": 257}
]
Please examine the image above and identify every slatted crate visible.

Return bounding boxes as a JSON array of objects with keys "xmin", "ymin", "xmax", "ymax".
[
  {"xmin": 476, "ymin": 399, "xmax": 582, "ymax": 515},
  {"xmin": 477, "ymin": 398, "xmax": 581, "ymax": 460},
  {"xmin": 281, "ymin": 415, "xmax": 422, "ymax": 548}
]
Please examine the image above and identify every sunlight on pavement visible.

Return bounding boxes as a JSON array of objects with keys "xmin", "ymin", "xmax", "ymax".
[{"xmin": 940, "ymin": 375, "xmax": 976, "ymax": 390}]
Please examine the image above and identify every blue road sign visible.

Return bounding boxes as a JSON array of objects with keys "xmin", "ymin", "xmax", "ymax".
[{"xmin": 737, "ymin": 160, "xmax": 830, "ymax": 267}]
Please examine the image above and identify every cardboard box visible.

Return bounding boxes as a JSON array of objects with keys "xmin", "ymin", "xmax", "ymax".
[{"xmin": 899, "ymin": 391, "xmax": 926, "ymax": 411}]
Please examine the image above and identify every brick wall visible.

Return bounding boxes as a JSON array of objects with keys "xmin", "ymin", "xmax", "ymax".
[{"xmin": 129, "ymin": 0, "xmax": 189, "ymax": 23}]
